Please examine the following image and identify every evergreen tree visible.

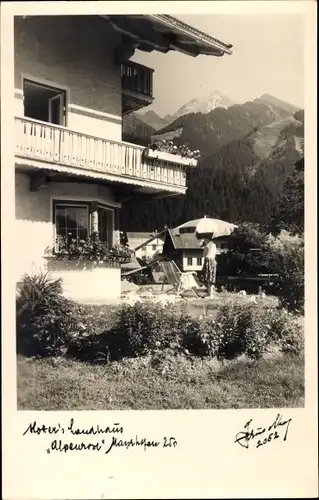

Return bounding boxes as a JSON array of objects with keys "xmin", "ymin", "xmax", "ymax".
[{"xmin": 267, "ymin": 159, "xmax": 304, "ymax": 235}]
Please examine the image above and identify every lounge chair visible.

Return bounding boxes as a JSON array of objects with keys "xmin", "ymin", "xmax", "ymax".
[{"xmin": 158, "ymin": 260, "xmax": 205, "ymax": 298}]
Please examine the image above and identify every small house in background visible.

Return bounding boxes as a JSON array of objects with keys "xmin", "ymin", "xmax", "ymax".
[
  {"xmin": 163, "ymin": 226, "xmax": 229, "ymax": 272},
  {"xmin": 126, "ymin": 231, "xmax": 165, "ymax": 262}
]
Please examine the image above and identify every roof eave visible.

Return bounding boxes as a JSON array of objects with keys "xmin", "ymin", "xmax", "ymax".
[
  {"xmin": 103, "ymin": 14, "xmax": 232, "ymax": 58},
  {"xmin": 147, "ymin": 14, "xmax": 233, "ymax": 56}
]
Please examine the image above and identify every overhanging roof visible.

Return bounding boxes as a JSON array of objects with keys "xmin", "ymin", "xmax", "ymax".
[{"xmin": 104, "ymin": 14, "xmax": 233, "ymax": 57}]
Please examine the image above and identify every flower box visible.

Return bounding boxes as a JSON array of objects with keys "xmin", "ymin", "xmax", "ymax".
[
  {"xmin": 145, "ymin": 148, "xmax": 198, "ymax": 167},
  {"xmin": 54, "ymin": 234, "xmax": 132, "ymax": 265}
]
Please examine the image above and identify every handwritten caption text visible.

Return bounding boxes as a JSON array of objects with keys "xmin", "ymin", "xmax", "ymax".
[{"xmin": 22, "ymin": 418, "xmax": 177, "ymax": 454}]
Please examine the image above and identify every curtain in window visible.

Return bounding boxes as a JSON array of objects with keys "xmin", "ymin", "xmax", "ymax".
[
  {"xmin": 55, "ymin": 203, "xmax": 113, "ymax": 250},
  {"xmin": 55, "ymin": 205, "xmax": 89, "ymax": 246},
  {"xmin": 98, "ymin": 206, "xmax": 113, "ymax": 249}
]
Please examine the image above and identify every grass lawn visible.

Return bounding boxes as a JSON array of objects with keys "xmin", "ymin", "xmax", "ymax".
[{"xmin": 17, "ymin": 352, "xmax": 304, "ymax": 410}]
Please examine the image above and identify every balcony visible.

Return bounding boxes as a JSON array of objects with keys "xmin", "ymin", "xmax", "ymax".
[
  {"xmin": 15, "ymin": 117, "xmax": 187, "ymax": 196},
  {"xmin": 121, "ymin": 61, "xmax": 154, "ymax": 114}
]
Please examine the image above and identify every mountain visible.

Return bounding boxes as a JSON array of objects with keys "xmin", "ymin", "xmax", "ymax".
[
  {"xmin": 201, "ymin": 109, "xmax": 304, "ymax": 171},
  {"xmin": 164, "ymin": 90, "xmax": 236, "ymax": 124},
  {"xmin": 198, "ymin": 109, "xmax": 304, "ymax": 210},
  {"xmin": 135, "ymin": 109, "xmax": 169, "ymax": 131},
  {"xmin": 245, "ymin": 111, "xmax": 304, "ymax": 160},
  {"xmin": 154, "ymin": 95, "xmax": 301, "ymax": 160},
  {"xmin": 256, "ymin": 94, "xmax": 301, "ymax": 116},
  {"xmin": 122, "ymin": 113, "xmax": 156, "ymax": 146}
]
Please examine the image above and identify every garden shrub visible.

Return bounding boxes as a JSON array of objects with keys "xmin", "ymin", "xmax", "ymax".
[
  {"xmin": 69, "ymin": 300, "xmax": 303, "ymax": 364},
  {"xmin": 16, "ymin": 272, "xmax": 80, "ymax": 357},
  {"xmin": 183, "ymin": 303, "xmax": 303, "ymax": 361},
  {"xmin": 277, "ymin": 240, "xmax": 304, "ymax": 314},
  {"xmin": 108, "ymin": 300, "xmax": 184, "ymax": 359},
  {"xmin": 182, "ymin": 316, "xmax": 222, "ymax": 358},
  {"xmin": 267, "ymin": 232, "xmax": 304, "ymax": 313},
  {"xmin": 64, "ymin": 304, "xmax": 117, "ymax": 362},
  {"xmin": 214, "ymin": 303, "xmax": 272, "ymax": 360},
  {"xmin": 265, "ymin": 307, "xmax": 304, "ymax": 355},
  {"xmin": 68, "ymin": 330, "xmax": 112, "ymax": 363}
]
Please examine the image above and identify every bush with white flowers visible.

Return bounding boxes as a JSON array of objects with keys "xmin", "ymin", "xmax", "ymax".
[{"xmin": 147, "ymin": 139, "xmax": 201, "ymax": 161}]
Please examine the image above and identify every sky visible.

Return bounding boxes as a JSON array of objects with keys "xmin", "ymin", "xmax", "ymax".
[{"xmin": 132, "ymin": 14, "xmax": 304, "ymax": 118}]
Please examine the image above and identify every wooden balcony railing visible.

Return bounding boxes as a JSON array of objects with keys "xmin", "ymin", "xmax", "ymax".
[
  {"xmin": 121, "ymin": 61, "xmax": 154, "ymax": 97},
  {"xmin": 15, "ymin": 117, "xmax": 186, "ymax": 192}
]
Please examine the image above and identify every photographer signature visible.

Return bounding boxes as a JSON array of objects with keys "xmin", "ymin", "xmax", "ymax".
[{"xmin": 234, "ymin": 414, "xmax": 292, "ymax": 449}]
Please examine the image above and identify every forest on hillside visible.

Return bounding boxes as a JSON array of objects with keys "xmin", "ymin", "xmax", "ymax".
[
  {"xmin": 120, "ymin": 151, "xmax": 304, "ymax": 232},
  {"xmin": 120, "ymin": 165, "xmax": 280, "ymax": 231}
]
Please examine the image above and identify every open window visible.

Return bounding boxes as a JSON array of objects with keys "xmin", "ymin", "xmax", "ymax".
[{"xmin": 23, "ymin": 79, "xmax": 66, "ymax": 126}]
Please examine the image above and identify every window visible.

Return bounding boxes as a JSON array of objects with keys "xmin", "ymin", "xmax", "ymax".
[
  {"xmin": 98, "ymin": 206, "xmax": 114, "ymax": 249},
  {"xmin": 142, "ymin": 246, "xmax": 147, "ymax": 252},
  {"xmin": 55, "ymin": 204, "xmax": 89, "ymax": 249},
  {"xmin": 187, "ymin": 257, "xmax": 193, "ymax": 266},
  {"xmin": 152, "ymin": 244, "xmax": 157, "ymax": 251},
  {"xmin": 54, "ymin": 201, "xmax": 114, "ymax": 250},
  {"xmin": 197, "ymin": 257, "xmax": 202, "ymax": 266},
  {"xmin": 23, "ymin": 79, "xmax": 66, "ymax": 126},
  {"xmin": 180, "ymin": 227, "xmax": 196, "ymax": 234}
]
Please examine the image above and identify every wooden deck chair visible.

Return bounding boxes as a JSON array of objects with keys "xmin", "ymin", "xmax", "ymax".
[{"xmin": 159, "ymin": 260, "xmax": 204, "ymax": 298}]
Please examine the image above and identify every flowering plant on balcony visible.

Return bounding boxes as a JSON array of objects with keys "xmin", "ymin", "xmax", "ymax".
[
  {"xmin": 55, "ymin": 232, "xmax": 132, "ymax": 264},
  {"xmin": 147, "ymin": 139, "xmax": 201, "ymax": 161}
]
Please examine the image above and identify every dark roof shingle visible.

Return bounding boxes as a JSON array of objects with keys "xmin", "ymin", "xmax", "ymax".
[{"xmin": 168, "ymin": 228, "xmax": 202, "ymax": 250}]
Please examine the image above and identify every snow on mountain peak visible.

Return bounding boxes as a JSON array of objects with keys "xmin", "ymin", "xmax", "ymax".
[{"xmin": 165, "ymin": 90, "xmax": 236, "ymax": 123}]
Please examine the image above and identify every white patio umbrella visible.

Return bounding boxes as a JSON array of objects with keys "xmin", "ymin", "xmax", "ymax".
[{"xmin": 178, "ymin": 216, "xmax": 238, "ymax": 238}]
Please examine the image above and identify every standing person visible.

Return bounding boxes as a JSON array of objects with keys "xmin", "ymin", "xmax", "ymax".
[{"xmin": 201, "ymin": 233, "xmax": 217, "ymax": 297}]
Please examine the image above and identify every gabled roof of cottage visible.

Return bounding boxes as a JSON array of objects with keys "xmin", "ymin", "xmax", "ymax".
[
  {"xmin": 166, "ymin": 226, "xmax": 231, "ymax": 250},
  {"xmin": 167, "ymin": 228, "xmax": 203, "ymax": 250}
]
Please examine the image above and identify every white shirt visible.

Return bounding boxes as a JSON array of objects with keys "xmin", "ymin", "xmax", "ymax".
[{"xmin": 203, "ymin": 241, "xmax": 217, "ymax": 260}]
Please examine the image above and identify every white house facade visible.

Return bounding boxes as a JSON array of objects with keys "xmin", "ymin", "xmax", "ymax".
[
  {"xmin": 14, "ymin": 14, "xmax": 232, "ymax": 301},
  {"xmin": 126, "ymin": 232, "xmax": 165, "ymax": 262}
]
